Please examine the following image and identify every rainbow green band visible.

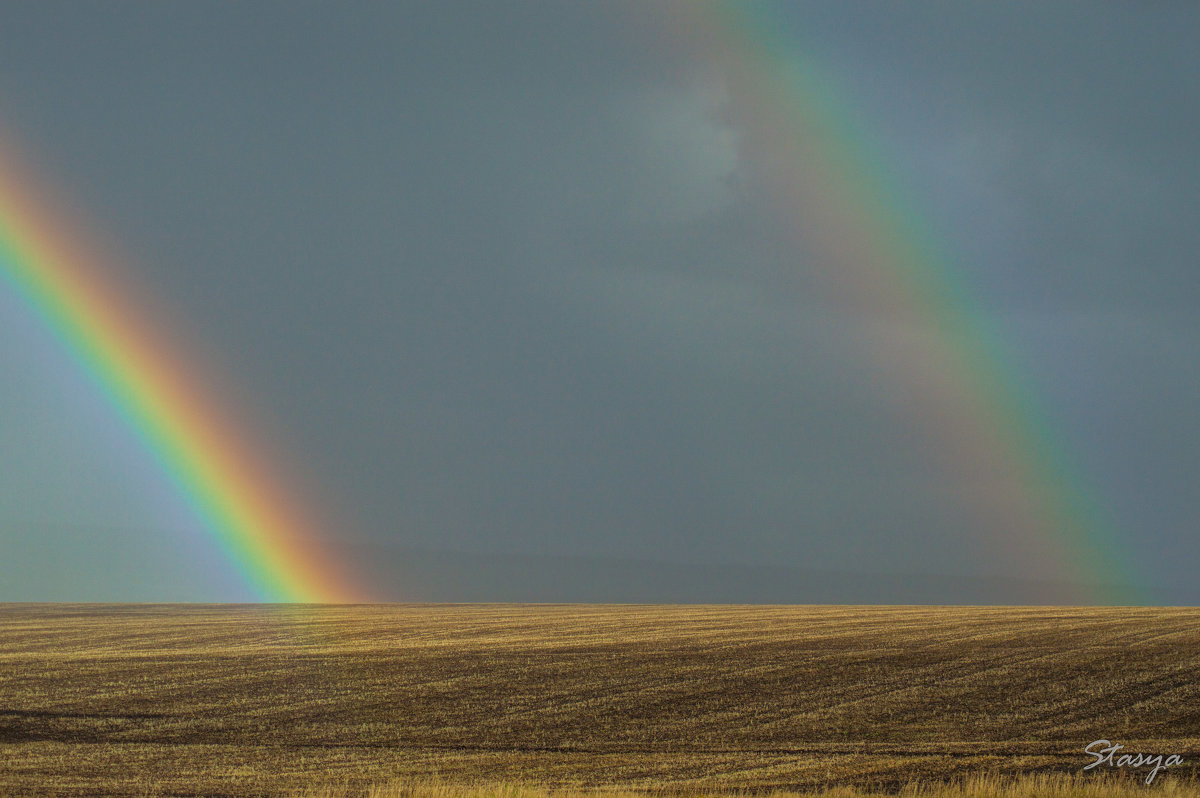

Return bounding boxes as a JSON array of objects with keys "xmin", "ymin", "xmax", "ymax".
[
  {"xmin": 0, "ymin": 5, "xmax": 1147, "ymax": 604},
  {"xmin": 0, "ymin": 147, "xmax": 354, "ymax": 603},
  {"xmin": 675, "ymin": 3, "xmax": 1145, "ymax": 602}
]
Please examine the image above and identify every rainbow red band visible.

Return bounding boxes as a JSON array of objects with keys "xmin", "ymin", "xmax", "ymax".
[
  {"xmin": 0, "ymin": 4, "xmax": 1147, "ymax": 603},
  {"xmin": 0, "ymin": 144, "xmax": 355, "ymax": 603},
  {"xmin": 669, "ymin": 2, "xmax": 1144, "ymax": 602}
]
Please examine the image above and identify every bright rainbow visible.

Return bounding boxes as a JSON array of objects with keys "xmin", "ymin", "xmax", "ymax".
[
  {"xmin": 0, "ymin": 5, "xmax": 1149, "ymax": 604},
  {"xmin": 670, "ymin": 3, "xmax": 1146, "ymax": 602},
  {"xmin": 0, "ymin": 142, "xmax": 358, "ymax": 603}
]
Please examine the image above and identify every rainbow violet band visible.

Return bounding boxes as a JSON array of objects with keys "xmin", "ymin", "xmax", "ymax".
[
  {"xmin": 666, "ymin": 2, "xmax": 1143, "ymax": 602},
  {"xmin": 0, "ymin": 2, "xmax": 1146, "ymax": 604},
  {"xmin": 0, "ymin": 144, "xmax": 356, "ymax": 603}
]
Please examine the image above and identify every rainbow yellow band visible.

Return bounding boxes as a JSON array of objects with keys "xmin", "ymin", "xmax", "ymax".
[
  {"xmin": 0, "ymin": 144, "xmax": 357, "ymax": 603},
  {"xmin": 669, "ymin": 3, "xmax": 1144, "ymax": 602}
]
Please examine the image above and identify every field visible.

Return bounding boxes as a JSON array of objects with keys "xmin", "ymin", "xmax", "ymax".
[{"xmin": 1, "ymin": 604, "xmax": 1198, "ymax": 796}]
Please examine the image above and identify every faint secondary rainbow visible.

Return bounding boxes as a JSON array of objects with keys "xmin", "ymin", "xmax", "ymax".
[
  {"xmin": 669, "ymin": 3, "xmax": 1146, "ymax": 602},
  {"xmin": 0, "ymin": 142, "xmax": 357, "ymax": 603}
]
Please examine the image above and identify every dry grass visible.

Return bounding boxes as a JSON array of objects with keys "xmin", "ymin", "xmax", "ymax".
[
  {"xmin": 1, "ymin": 604, "xmax": 1198, "ymax": 796},
  {"xmin": 304, "ymin": 773, "xmax": 1200, "ymax": 797}
]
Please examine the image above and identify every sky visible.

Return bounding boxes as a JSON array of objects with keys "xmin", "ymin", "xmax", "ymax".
[{"xmin": 1, "ymin": 2, "xmax": 1197, "ymax": 603}]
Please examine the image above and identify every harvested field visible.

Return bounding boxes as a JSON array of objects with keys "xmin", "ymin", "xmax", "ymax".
[{"xmin": 1, "ymin": 604, "xmax": 1197, "ymax": 796}]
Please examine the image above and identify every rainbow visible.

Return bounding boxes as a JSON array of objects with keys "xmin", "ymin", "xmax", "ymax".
[
  {"xmin": 667, "ymin": 3, "xmax": 1146, "ymax": 602},
  {"xmin": 0, "ymin": 5, "xmax": 1148, "ymax": 604},
  {"xmin": 0, "ymin": 142, "xmax": 357, "ymax": 603}
]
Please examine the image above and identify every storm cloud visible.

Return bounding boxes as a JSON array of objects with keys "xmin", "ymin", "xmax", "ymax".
[{"xmin": 0, "ymin": 2, "xmax": 1196, "ymax": 602}]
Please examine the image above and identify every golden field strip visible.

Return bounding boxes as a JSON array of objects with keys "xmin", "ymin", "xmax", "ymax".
[
  {"xmin": 0, "ymin": 604, "xmax": 1198, "ymax": 796},
  {"xmin": 304, "ymin": 776, "xmax": 1200, "ymax": 797}
]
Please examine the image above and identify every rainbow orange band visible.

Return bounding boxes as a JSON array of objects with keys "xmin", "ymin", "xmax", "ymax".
[
  {"xmin": 0, "ymin": 144, "xmax": 357, "ymax": 603},
  {"xmin": 0, "ymin": 5, "xmax": 1147, "ymax": 603},
  {"xmin": 670, "ymin": 3, "xmax": 1144, "ymax": 602}
]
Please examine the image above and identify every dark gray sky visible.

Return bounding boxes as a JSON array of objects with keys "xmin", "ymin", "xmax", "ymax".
[{"xmin": 1, "ymin": 2, "xmax": 1197, "ymax": 603}]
